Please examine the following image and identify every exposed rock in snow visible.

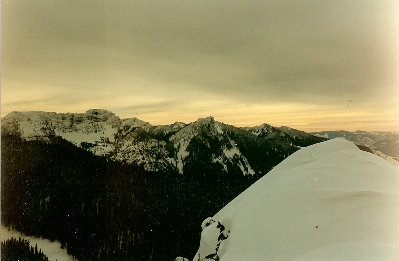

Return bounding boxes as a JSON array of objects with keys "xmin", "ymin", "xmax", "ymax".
[
  {"xmin": 171, "ymin": 116, "xmax": 255, "ymax": 175},
  {"xmin": 314, "ymin": 133, "xmax": 328, "ymax": 139},
  {"xmin": 122, "ymin": 117, "xmax": 151, "ymax": 130},
  {"xmin": 192, "ymin": 138, "xmax": 399, "ymax": 260},
  {"xmin": 212, "ymin": 138, "xmax": 255, "ymax": 175},
  {"xmin": 245, "ymin": 123, "xmax": 282, "ymax": 139}
]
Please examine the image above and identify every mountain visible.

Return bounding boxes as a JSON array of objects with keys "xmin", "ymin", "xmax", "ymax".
[
  {"xmin": 191, "ymin": 138, "xmax": 399, "ymax": 260},
  {"xmin": 1, "ymin": 129, "xmax": 258, "ymax": 259},
  {"xmin": 246, "ymin": 124, "xmax": 326, "ymax": 147},
  {"xmin": 2, "ymin": 109, "xmax": 326, "ymax": 176},
  {"xmin": 2, "ymin": 112, "xmax": 397, "ymax": 260},
  {"xmin": 311, "ymin": 130, "xmax": 399, "ymax": 159}
]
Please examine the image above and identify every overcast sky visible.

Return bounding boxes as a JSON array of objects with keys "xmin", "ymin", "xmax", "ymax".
[{"xmin": 2, "ymin": 0, "xmax": 398, "ymax": 131}]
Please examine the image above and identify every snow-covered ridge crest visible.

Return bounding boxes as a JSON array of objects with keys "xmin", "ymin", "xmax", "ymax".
[
  {"xmin": 2, "ymin": 111, "xmax": 254, "ymax": 174},
  {"xmin": 2, "ymin": 109, "xmax": 121, "ymax": 156},
  {"xmin": 192, "ymin": 138, "xmax": 399, "ymax": 260}
]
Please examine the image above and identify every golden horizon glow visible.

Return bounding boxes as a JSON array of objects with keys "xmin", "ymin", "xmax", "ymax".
[{"xmin": 2, "ymin": 95, "xmax": 398, "ymax": 132}]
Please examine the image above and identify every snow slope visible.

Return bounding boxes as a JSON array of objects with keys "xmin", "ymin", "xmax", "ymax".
[
  {"xmin": 193, "ymin": 138, "xmax": 399, "ymax": 260},
  {"xmin": 1, "ymin": 225, "xmax": 74, "ymax": 261}
]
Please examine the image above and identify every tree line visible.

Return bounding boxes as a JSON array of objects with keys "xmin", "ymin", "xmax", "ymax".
[{"xmin": 1, "ymin": 237, "xmax": 49, "ymax": 261}]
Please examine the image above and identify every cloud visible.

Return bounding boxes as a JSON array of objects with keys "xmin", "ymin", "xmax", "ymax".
[
  {"xmin": 2, "ymin": 0, "xmax": 398, "ymax": 130},
  {"xmin": 119, "ymin": 100, "xmax": 182, "ymax": 114}
]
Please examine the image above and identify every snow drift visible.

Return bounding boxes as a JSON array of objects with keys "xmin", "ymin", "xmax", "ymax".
[{"xmin": 193, "ymin": 138, "xmax": 399, "ymax": 260}]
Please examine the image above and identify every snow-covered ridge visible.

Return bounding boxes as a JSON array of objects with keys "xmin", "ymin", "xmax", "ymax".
[
  {"xmin": 2, "ymin": 111, "xmax": 257, "ymax": 174},
  {"xmin": 0, "ymin": 110, "xmax": 327, "ymax": 175},
  {"xmin": 2, "ymin": 109, "xmax": 121, "ymax": 157},
  {"xmin": 192, "ymin": 138, "xmax": 399, "ymax": 260}
]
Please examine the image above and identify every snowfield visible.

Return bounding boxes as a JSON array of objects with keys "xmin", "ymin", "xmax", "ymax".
[
  {"xmin": 193, "ymin": 138, "xmax": 399, "ymax": 261},
  {"xmin": 1, "ymin": 225, "xmax": 74, "ymax": 261}
]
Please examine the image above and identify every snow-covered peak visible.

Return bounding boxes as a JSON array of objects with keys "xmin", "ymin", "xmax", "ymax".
[
  {"xmin": 247, "ymin": 123, "xmax": 275, "ymax": 135},
  {"xmin": 122, "ymin": 117, "xmax": 151, "ymax": 129},
  {"xmin": 192, "ymin": 138, "xmax": 399, "ymax": 260},
  {"xmin": 195, "ymin": 116, "xmax": 215, "ymax": 124},
  {"xmin": 2, "ymin": 110, "xmax": 122, "ymax": 157},
  {"xmin": 255, "ymin": 123, "xmax": 274, "ymax": 129},
  {"xmin": 3, "ymin": 111, "xmax": 56, "ymax": 123},
  {"xmin": 171, "ymin": 117, "xmax": 221, "ymax": 174},
  {"xmin": 184, "ymin": 116, "xmax": 217, "ymax": 131},
  {"xmin": 278, "ymin": 125, "xmax": 312, "ymax": 139},
  {"xmin": 245, "ymin": 123, "xmax": 288, "ymax": 141},
  {"xmin": 3, "ymin": 109, "xmax": 120, "ymax": 126},
  {"xmin": 2, "ymin": 111, "xmax": 61, "ymax": 139},
  {"xmin": 85, "ymin": 108, "xmax": 115, "ymax": 117},
  {"xmin": 171, "ymin": 122, "xmax": 187, "ymax": 130},
  {"xmin": 152, "ymin": 122, "xmax": 187, "ymax": 135},
  {"xmin": 170, "ymin": 117, "xmax": 257, "ymax": 175},
  {"xmin": 172, "ymin": 116, "xmax": 220, "ymax": 141}
]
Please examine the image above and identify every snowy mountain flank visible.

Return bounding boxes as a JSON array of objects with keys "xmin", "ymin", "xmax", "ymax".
[
  {"xmin": 2, "ymin": 109, "xmax": 325, "ymax": 175},
  {"xmin": 192, "ymin": 138, "xmax": 399, "ymax": 261}
]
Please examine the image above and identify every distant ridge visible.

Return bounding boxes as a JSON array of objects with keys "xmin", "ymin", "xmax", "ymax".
[{"xmin": 311, "ymin": 130, "xmax": 399, "ymax": 161}]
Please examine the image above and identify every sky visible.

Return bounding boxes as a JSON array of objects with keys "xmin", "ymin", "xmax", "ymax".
[{"xmin": 1, "ymin": 0, "xmax": 399, "ymax": 131}]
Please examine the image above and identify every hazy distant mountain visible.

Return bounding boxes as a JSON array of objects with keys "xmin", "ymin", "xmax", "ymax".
[
  {"xmin": 2, "ymin": 109, "xmax": 326, "ymax": 176},
  {"xmin": 311, "ymin": 130, "xmax": 399, "ymax": 159}
]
